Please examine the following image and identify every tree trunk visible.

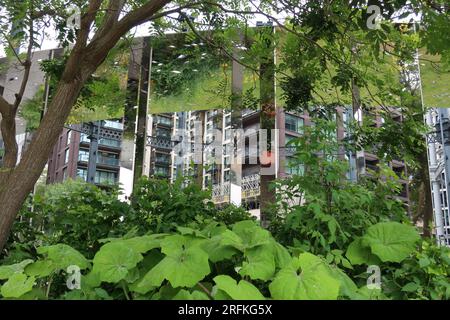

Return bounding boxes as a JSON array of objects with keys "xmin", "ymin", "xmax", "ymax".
[{"xmin": 0, "ymin": 78, "xmax": 88, "ymax": 251}]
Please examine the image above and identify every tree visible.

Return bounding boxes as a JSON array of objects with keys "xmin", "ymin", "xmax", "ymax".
[{"xmin": 0, "ymin": 0, "xmax": 448, "ymax": 251}]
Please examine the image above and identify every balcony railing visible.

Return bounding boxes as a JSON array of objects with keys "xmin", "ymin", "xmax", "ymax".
[
  {"xmin": 97, "ymin": 155, "xmax": 119, "ymax": 166},
  {"xmin": 78, "ymin": 153, "xmax": 119, "ymax": 166},
  {"xmin": 80, "ymin": 135, "xmax": 121, "ymax": 148},
  {"xmin": 242, "ymin": 174, "xmax": 260, "ymax": 198},
  {"xmin": 155, "ymin": 116, "xmax": 172, "ymax": 126}
]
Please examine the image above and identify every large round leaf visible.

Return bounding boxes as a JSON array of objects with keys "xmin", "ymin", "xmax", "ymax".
[
  {"xmin": 269, "ymin": 253, "xmax": 340, "ymax": 300},
  {"xmin": 37, "ymin": 244, "xmax": 89, "ymax": 270},
  {"xmin": 1, "ymin": 273, "xmax": 35, "ymax": 298},
  {"xmin": 362, "ymin": 222, "xmax": 420, "ymax": 263},
  {"xmin": 346, "ymin": 238, "xmax": 380, "ymax": 265},
  {"xmin": 213, "ymin": 275, "xmax": 265, "ymax": 300},
  {"xmin": 92, "ymin": 241, "xmax": 143, "ymax": 283},
  {"xmin": 0, "ymin": 259, "xmax": 33, "ymax": 280},
  {"xmin": 134, "ymin": 235, "xmax": 210, "ymax": 291}
]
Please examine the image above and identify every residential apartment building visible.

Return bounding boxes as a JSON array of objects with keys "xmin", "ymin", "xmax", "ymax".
[{"xmin": 46, "ymin": 119, "xmax": 123, "ymax": 186}]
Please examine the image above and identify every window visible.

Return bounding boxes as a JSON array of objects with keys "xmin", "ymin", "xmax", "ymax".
[
  {"xmin": 156, "ymin": 116, "xmax": 172, "ymax": 126},
  {"xmin": 154, "ymin": 166, "xmax": 169, "ymax": 177},
  {"xmin": 223, "ymin": 170, "xmax": 230, "ymax": 182},
  {"xmin": 97, "ymin": 152, "xmax": 119, "ymax": 166},
  {"xmin": 64, "ymin": 149, "xmax": 70, "ymax": 164},
  {"xmin": 99, "ymin": 138, "xmax": 121, "ymax": 148},
  {"xmin": 285, "ymin": 114, "xmax": 304, "ymax": 133},
  {"xmin": 286, "ymin": 157, "xmax": 304, "ymax": 176},
  {"xmin": 94, "ymin": 170, "xmax": 118, "ymax": 185},
  {"xmin": 156, "ymin": 127, "xmax": 171, "ymax": 139},
  {"xmin": 77, "ymin": 168, "xmax": 87, "ymax": 181},
  {"xmin": 62, "ymin": 168, "xmax": 68, "ymax": 181},
  {"xmin": 80, "ymin": 133, "xmax": 89, "ymax": 143},
  {"xmin": 78, "ymin": 149, "xmax": 89, "ymax": 162},
  {"xmin": 155, "ymin": 153, "xmax": 170, "ymax": 164},
  {"xmin": 66, "ymin": 130, "xmax": 72, "ymax": 146}
]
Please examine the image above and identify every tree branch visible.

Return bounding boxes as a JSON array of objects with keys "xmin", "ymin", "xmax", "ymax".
[{"xmin": 12, "ymin": 6, "xmax": 35, "ymax": 111}]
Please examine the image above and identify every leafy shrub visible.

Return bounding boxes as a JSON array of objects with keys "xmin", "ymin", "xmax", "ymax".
[
  {"xmin": 0, "ymin": 221, "xmax": 437, "ymax": 300},
  {"xmin": 268, "ymin": 120, "xmax": 407, "ymax": 263},
  {"xmin": 3, "ymin": 179, "xmax": 128, "ymax": 261}
]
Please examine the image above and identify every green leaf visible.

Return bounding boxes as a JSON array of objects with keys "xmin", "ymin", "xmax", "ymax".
[
  {"xmin": 213, "ymin": 275, "xmax": 265, "ymax": 300},
  {"xmin": 121, "ymin": 235, "xmax": 164, "ymax": 254},
  {"xmin": 346, "ymin": 238, "xmax": 380, "ymax": 266},
  {"xmin": 328, "ymin": 267, "xmax": 358, "ymax": 299},
  {"xmin": 92, "ymin": 241, "xmax": 143, "ymax": 283},
  {"xmin": 172, "ymin": 289, "xmax": 210, "ymax": 300},
  {"xmin": 271, "ymin": 241, "xmax": 292, "ymax": 269},
  {"xmin": 239, "ymin": 245, "xmax": 276, "ymax": 281},
  {"xmin": 25, "ymin": 260, "xmax": 56, "ymax": 278},
  {"xmin": 232, "ymin": 220, "xmax": 271, "ymax": 250},
  {"xmin": 202, "ymin": 234, "xmax": 240, "ymax": 263},
  {"xmin": 269, "ymin": 253, "xmax": 340, "ymax": 300},
  {"xmin": 135, "ymin": 235, "xmax": 210, "ymax": 291},
  {"xmin": 0, "ymin": 259, "xmax": 33, "ymax": 280},
  {"xmin": 37, "ymin": 244, "xmax": 90, "ymax": 270},
  {"xmin": 1, "ymin": 273, "xmax": 35, "ymax": 298},
  {"xmin": 362, "ymin": 222, "xmax": 420, "ymax": 263},
  {"xmin": 402, "ymin": 282, "xmax": 420, "ymax": 292}
]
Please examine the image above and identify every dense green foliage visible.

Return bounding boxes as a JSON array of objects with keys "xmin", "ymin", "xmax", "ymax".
[
  {"xmin": 268, "ymin": 120, "xmax": 407, "ymax": 260},
  {"xmin": 2, "ymin": 177, "xmax": 252, "ymax": 262},
  {"xmin": 1, "ymin": 218, "xmax": 442, "ymax": 300}
]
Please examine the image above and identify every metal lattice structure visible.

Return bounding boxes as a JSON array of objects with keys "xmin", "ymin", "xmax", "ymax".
[
  {"xmin": 212, "ymin": 182, "xmax": 230, "ymax": 203},
  {"xmin": 242, "ymin": 174, "xmax": 260, "ymax": 198},
  {"xmin": 146, "ymin": 136, "xmax": 174, "ymax": 150}
]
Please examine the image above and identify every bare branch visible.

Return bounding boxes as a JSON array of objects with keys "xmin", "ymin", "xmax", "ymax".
[
  {"xmin": 115, "ymin": 0, "xmax": 172, "ymax": 34},
  {"xmin": 12, "ymin": 7, "xmax": 35, "ymax": 111},
  {"xmin": 0, "ymin": 32, "xmax": 25, "ymax": 65}
]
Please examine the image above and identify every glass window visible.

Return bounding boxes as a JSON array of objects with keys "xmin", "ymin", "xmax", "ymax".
[
  {"xmin": 94, "ymin": 170, "xmax": 118, "ymax": 185},
  {"xmin": 77, "ymin": 168, "xmax": 87, "ymax": 181},
  {"xmin": 99, "ymin": 138, "xmax": 121, "ymax": 147},
  {"xmin": 78, "ymin": 149, "xmax": 89, "ymax": 162},
  {"xmin": 62, "ymin": 168, "xmax": 68, "ymax": 181},
  {"xmin": 285, "ymin": 114, "xmax": 304, "ymax": 133},
  {"xmin": 154, "ymin": 166, "xmax": 169, "ymax": 177},
  {"xmin": 223, "ymin": 170, "xmax": 230, "ymax": 182},
  {"xmin": 64, "ymin": 149, "xmax": 70, "ymax": 164},
  {"xmin": 156, "ymin": 127, "xmax": 171, "ymax": 138},
  {"xmin": 67, "ymin": 130, "xmax": 72, "ymax": 145},
  {"xmin": 80, "ymin": 133, "xmax": 89, "ymax": 143},
  {"xmin": 97, "ymin": 152, "xmax": 119, "ymax": 166}
]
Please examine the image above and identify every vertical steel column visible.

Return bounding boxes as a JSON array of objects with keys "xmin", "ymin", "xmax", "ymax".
[
  {"xmin": 87, "ymin": 121, "xmax": 101, "ymax": 184},
  {"xmin": 426, "ymin": 109, "xmax": 445, "ymax": 244},
  {"xmin": 438, "ymin": 108, "xmax": 450, "ymax": 244}
]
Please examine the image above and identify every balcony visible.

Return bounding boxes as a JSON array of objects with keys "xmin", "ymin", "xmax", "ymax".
[
  {"xmin": 97, "ymin": 155, "xmax": 120, "ymax": 166},
  {"xmin": 155, "ymin": 116, "xmax": 172, "ymax": 127},
  {"xmin": 78, "ymin": 153, "xmax": 120, "ymax": 167},
  {"xmin": 80, "ymin": 134, "xmax": 121, "ymax": 148}
]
